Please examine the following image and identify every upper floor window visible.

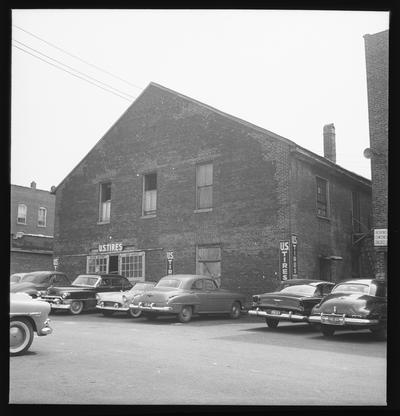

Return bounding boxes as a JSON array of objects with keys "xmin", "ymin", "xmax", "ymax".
[
  {"xmin": 143, "ymin": 173, "xmax": 157, "ymax": 216},
  {"xmin": 17, "ymin": 204, "xmax": 27, "ymax": 224},
  {"xmin": 38, "ymin": 207, "xmax": 47, "ymax": 227},
  {"xmin": 196, "ymin": 163, "xmax": 213, "ymax": 210},
  {"xmin": 99, "ymin": 182, "xmax": 111, "ymax": 223},
  {"xmin": 316, "ymin": 177, "xmax": 329, "ymax": 218}
]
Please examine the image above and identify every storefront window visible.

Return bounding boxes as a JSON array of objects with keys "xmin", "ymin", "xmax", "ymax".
[
  {"xmin": 87, "ymin": 255, "xmax": 109, "ymax": 274},
  {"xmin": 119, "ymin": 252, "xmax": 145, "ymax": 280}
]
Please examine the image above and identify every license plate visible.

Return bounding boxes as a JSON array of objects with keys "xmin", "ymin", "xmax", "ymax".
[
  {"xmin": 321, "ymin": 315, "xmax": 345, "ymax": 325},
  {"xmin": 269, "ymin": 310, "xmax": 281, "ymax": 315}
]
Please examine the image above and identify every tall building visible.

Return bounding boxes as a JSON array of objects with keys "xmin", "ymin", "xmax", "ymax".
[
  {"xmin": 10, "ymin": 182, "xmax": 56, "ymax": 274},
  {"xmin": 53, "ymin": 83, "xmax": 372, "ymax": 295},
  {"xmin": 364, "ymin": 29, "xmax": 389, "ymax": 280}
]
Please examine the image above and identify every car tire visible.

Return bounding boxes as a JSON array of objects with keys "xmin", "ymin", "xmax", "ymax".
[
  {"xmin": 102, "ymin": 310, "xmax": 114, "ymax": 317},
  {"xmin": 229, "ymin": 302, "xmax": 241, "ymax": 319},
  {"xmin": 177, "ymin": 305, "xmax": 192, "ymax": 323},
  {"xmin": 69, "ymin": 300, "xmax": 84, "ymax": 315},
  {"xmin": 321, "ymin": 325, "xmax": 335, "ymax": 337},
  {"xmin": 370, "ymin": 326, "xmax": 387, "ymax": 341},
  {"xmin": 10, "ymin": 318, "xmax": 34, "ymax": 356},
  {"xmin": 265, "ymin": 317, "xmax": 279, "ymax": 328},
  {"xmin": 128, "ymin": 308, "xmax": 142, "ymax": 319}
]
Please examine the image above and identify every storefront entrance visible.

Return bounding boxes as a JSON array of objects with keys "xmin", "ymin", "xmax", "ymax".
[{"xmin": 109, "ymin": 255, "xmax": 119, "ymax": 274}]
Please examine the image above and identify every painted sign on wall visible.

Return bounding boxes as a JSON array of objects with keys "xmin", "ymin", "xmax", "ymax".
[
  {"xmin": 98, "ymin": 242, "xmax": 123, "ymax": 253},
  {"xmin": 279, "ymin": 241, "xmax": 290, "ymax": 281}
]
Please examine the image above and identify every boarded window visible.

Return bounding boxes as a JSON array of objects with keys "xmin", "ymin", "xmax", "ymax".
[
  {"xmin": 196, "ymin": 163, "xmax": 213, "ymax": 209},
  {"xmin": 143, "ymin": 173, "xmax": 157, "ymax": 215},
  {"xmin": 197, "ymin": 246, "xmax": 221, "ymax": 279},
  {"xmin": 316, "ymin": 177, "xmax": 329, "ymax": 217}
]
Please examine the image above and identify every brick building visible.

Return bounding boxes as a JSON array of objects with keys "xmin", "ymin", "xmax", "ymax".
[
  {"xmin": 10, "ymin": 182, "xmax": 55, "ymax": 274},
  {"xmin": 53, "ymin": 83, "xmax": 372, "ymax": 296},
  {"xmin": 363, "ymin": 29, "xmax": 388, "ymax": 281}
]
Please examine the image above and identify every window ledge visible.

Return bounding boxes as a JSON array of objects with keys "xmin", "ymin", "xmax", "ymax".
[
  {"xmin": 194, "ymin": 208, "xmax": 213, "ymax": 213},
  {"xmin": 97, "ymin": 220, "xmax": 111, "ymax": 225},
  {"xmin": 17, "ymin": 222, "xmax": 27, "ymax": 225},
  {"xmin": 317, "ymin": 215, "xmax": 331, "ymax": 222},
  {"xmin": 37, "ymin": 225, "xmax": 47, "ymax": 228},
  {"xmin": 141, "ymin": 214, "xmax": 157, "ymax": 219}
]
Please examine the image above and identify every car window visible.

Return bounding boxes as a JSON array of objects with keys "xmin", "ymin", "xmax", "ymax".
[
  {"xmin": 321, "ymin": 284, "xmax": 333, "ymax": 296},
  {"xmin": 100, "ymin": 278, "xmax": 111, "ymax": 286},
  {"xmin": 280, "ymin": 285, "xmax": 316, "ymax": 296},
  {"xmin": 156, "ymin": 279, "xmax": 181, "ymax": 288},
  {"xmin": 204, "ymin": 279, "xmax": 217, "ymax": 291},
  {"xmin": 192, "ymin": 279, "xmax": 204, "ymax": 290},
  {"xmin": 331, "ymin": 283, "xmax": 369, "ymax": 294}
]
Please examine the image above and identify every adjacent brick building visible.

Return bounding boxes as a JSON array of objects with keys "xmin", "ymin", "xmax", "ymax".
[
  {"xmin": 53, "ymin": 83, "xmax": 372, "ymax": 296},
  {"xmin": 10, "ymin": 182, "xmax": 56, "ymax": 274},
  {"xmin": 364, "ymin": 29, "xmax": 389, "ymax": 281}
]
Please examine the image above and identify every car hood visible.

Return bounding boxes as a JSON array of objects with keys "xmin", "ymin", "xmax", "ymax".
[
  {"xmin": 46, "ymin": 285, "xmax": 96, "ymax": 295},
  {"xmin": 311, "ymin": 292, "xmax": 375, "ymax": 315},
  {"xmin": 97, "ymin": 292, "xmax": 124, "ymax": 302},
  {"xmin": 10, "ymin": 282, "xmax": 38, "ymax": 292}
]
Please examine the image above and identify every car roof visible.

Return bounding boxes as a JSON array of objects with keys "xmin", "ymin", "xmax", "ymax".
[
  {"xmin": 159, "ymin": 274, "xmax": 216, "ymax": 281},
  {"xmin": 281, "ymin": 279, "xmax": 334, "ymax": 286},
  {"xmin": 24, "ymin": 271, "xmax": 66, "ymax": 275}
]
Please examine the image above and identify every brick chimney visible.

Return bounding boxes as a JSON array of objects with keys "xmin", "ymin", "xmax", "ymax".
[
  {"xmin": 323, "ymin": 123, "xmax": 336, "ymax": 163},
  {"xmin": 30, "ymin": 181, "xmax": 37, "ymax": 189}
]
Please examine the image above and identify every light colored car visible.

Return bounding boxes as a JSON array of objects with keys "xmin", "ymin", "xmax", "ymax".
[
  {"xmin": 130, "ymin": 274, "xmax": 247, "ymax": 323},
  {"xmin": 96, "ymin": 281, "xmax": 156, "ymax": 318},
  {"xmin": 10, "ymin": 292, "xmax": 53, "ymax": 356},
  {"xmin": 10, "ymin": 273, "xmax": 28, "ymax": 285}
]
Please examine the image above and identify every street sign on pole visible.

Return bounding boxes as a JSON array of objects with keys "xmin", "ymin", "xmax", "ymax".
[{"xmin": 166, "ymin": 251, "xmax": 174, "ymax": 275}]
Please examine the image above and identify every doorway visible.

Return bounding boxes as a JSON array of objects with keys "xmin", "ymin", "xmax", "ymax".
[{"xmin": 109, "ymin": 255, "xmax": 119, "ymax": 274}]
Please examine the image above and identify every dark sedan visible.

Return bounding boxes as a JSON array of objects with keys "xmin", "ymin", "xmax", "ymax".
[
  {"xmin": 309, "ymin": 278, "xmax": 387, "ymax": 339},
  {"xmin": 10, "ymin": 271, "xmax": 71, "ymax": 298},
  {"xmin": 38, "ymin": 274, "xmax": 133, "ymax": 315},
  {"xmin": 129, "ymin": 274, "xmax": 247, "ymax": 323},
  {"xmin": 248, "ymin": 279, "xmax": 335, "ymax": 328}
]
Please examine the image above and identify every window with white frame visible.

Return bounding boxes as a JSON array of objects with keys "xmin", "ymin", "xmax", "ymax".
[
  {"xmin": 38, "ymin": 207, "xmax": 47, "ymax": 227},
  {"xmin": 17, "ymin": 204, "xmax": 27, "ymax": 224},
  {"xmin": 143, "ymin": 173, "xmax": 157, "ymax": 216},
  {"xmin": 196, "ymin": 245, "xmax": 221, "ymax": 279},
  {"xmin": 316, "ymin": 177, "xmax": 329, "ymax": 218},
  {"xmin": 119, "ymin": 252, "xmax": 145, "ymax": 280},
  {"xmin": 99, "ymin": 182, "xmax": 111, "ymax": 223},
  {"xmin": 87, "ymin": 255, "xmax": 109, "ymax": 274},
  {"xmin": 196, "ymin": 163, "xmax": 213, "ymax": 209}
]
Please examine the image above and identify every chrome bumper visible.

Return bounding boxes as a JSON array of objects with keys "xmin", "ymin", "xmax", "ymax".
[
  {"xmin": 308, "ymin": 314, "xmax": 380, "ymax": 325},
  {"xmin": 38, "ymin": 319, "xmax": 53, "ymax": 336},
  {"xmin": 37, "ymin": 297, "xmax": 71, "ymax": 310},
  {"xmin": 248, "ymin": 309, "xmax": 308, "ymax": 322},
  {"xmin": 96, "ymin": 305, "xmax": 129, "ymax": 312},
  {"xmin": 129, "ymin": 304, "xmax": 173, "ymax": 313}
]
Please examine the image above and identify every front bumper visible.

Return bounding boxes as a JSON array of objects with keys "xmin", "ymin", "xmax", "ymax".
[
  {"xmin": 96, "ymin": 305, "xmax": 129, "ymax": 312},
  {"xmin": 248, "ymin": 308, "xmax": 308, "ymax": 322},
  {"xmin": 37, "ymin": 296, "xmax": 71, "ymax": 310},
  {"xmin": 129, "ymin": 303, "xmax": 174, "ymax": 313},
  {"xmin": 308, "ymin": 313, "xmax": 380, "ymax": 326},
  {"xmin": 38, "ymin": 319, "xmax": 53, "ymax": 336}
]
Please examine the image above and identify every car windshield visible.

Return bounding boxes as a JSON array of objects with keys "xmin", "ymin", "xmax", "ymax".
[
  {"xmin": 156, "ymin": 279, "xmax": 181, "ymax": 288},
  {"xmin": 72, "ymin": 275, "xmax": 101, "ymax": 287},
  {"xmin": 21, "ymin": 273, "xmax": 50, "ymax": 283},
  {"xmin": 331, "ymin": 283, "xmax": 370, "ymax": 294},
  {"xmin": 131, "ymin": 283, "xmax": 152, "ymax": 291},
  {"xmin": 279, "ymin": 285, "xmax": 317, "ymax": 296}
]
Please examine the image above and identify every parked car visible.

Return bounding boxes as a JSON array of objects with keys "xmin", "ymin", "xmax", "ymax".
[
  {"xmin": 10, "ymin": 292, "xmax": 53, "ymax": 356},
  {"xmin": 10, "ymin": 271, "xmax": 71, "ymax": 298},
  {"xmin": 38, "ymin": 274, "xmax": 133, "ymax": 315},
  {"xmin": 309, "ymin": 278, "xmax": 387, "ymax": 339},
  {"xmin": 10, "ymin": 273, "xmax": 28, "ymax": 285},
  {"xmin": 129, "ymin": 274, "xmax": 246, "ymax": 323},
  {"xmin": 248, "ymin": 279, "xmax": 335, "ymax": 328},
  {"xmin": 96, "ymin": 281, "xmax": 156, "ymax": 317}
]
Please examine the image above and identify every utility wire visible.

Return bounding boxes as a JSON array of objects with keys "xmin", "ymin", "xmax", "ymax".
[
  {"xmin": 13, "ymin": 38, "xmax": 136, "ymax": 100},
  {"xmin": 13, "ymin": 24, "xmax": 144, "ymax": 91},
  {"xmin": 12, "ymin": 43, "xmax": 133, "ymax": 102}
]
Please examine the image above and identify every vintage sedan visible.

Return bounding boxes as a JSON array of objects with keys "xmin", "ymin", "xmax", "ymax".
[
  {"xmin": 248, "ymin": 279, "xmax": 335, "ymax": 328},
  {"xmin": 96, "ymin": 281, "xmax": 156, "ymax": 317},
  {"xmin": 309, "ymin": 278, "xmax": 387, "ymax": 339},
  {"xmin": 10, "ymin": 271, "xmax": 71, "ymax": 298},
  {"xmin": 10, "ymin": 273, "xmax": 28, "ymax": 285},
  {"xmin": 38, "ymin": 274, "xmax": 132, "ymax": 315},
  {"xmin": 129, "ymin": 274, "xmax": 247, "ymax": 323},
  {"xmin": 10, "ymin": 292, "xmax": 53, "ymax": 356}
]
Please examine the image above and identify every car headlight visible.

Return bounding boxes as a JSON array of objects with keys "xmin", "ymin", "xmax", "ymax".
[
  {"xmin": 122, "ymin": 295, "xmax": 127, "ymax": 303},
  {"xmin": 61, "ymin": 292, "xmax": 70, "ymax": 299}
]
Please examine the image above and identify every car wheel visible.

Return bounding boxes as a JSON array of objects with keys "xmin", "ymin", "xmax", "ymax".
[
  {"xmin": 69, "ymin": 300, "xmax": 84, "ymax": 315},
  {"xmin": 229, "ymin": 301, "xmax": 241, "ymax": 319},
  {"xmin": 128, "ymin": 308, "xmax": 142, "ymax": 319},
  {"xmin": 370, "ymin": 326, "xmax": 387, "ymax": 340},
  {"xmin": 177, "ymin": 305, "xmax": 192, "ymax": 323},
  {"xmin": 321, "ymin": 325, "xmax": 335, "ymax": 337},
  {"xmin": 265, "ymin": 317, "xmax": 279, "ymax": 328},
  {"xmin": 102, "ymin": 310, "xmax": 114, "ymax": 317},
  {"xmin": 10, "ymin": 318, "xmax": 34, "ymax": 356}
]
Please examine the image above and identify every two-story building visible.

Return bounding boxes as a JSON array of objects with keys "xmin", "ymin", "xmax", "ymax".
[
  {"xmin": 53, "ymin": 83, "xmax": 372, "ymax": 295},
  {"xmin": 10, "ymin": 182, "xmax": 56, "ymax": 274}
]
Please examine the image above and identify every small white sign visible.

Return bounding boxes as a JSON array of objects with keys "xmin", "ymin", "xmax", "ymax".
[
  {"xmin": 53, "ymin": 257, "xmax": 59, "ymax": 266},
  {"xmin": 374, "ymin": 229, "xmax": 387, "ymax": 246},
  {"xmin": 167, "ymin": 251, "xmax": 174, "ymax": 260}
]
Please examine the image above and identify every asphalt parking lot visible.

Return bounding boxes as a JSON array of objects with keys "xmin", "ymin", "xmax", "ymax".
[{"xmin": 9, "ymin": 311, "xmax": 387, "ymax": 406}]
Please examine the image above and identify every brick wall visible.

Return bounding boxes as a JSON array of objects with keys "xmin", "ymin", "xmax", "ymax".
[{"xmin": 10, "ymin": 251, "xmax": 53, "ymax": 275}]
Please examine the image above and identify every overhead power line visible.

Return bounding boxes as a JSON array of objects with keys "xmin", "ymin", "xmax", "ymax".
[
  {"xmin": 12, "ymin": 43, "xmax": 133, "ymax": 102},
  {"xmin": 13, "ymin": 24, "xmax": 144, "ymax": 91},
  {"xmin": 13, "ymin": 38, "xmax": 136, "ymax": 100}
]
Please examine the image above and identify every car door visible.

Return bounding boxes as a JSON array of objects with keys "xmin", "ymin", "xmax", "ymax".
[{"xmin": 203, "ymin": 279, "xmax": 226, "ymax": 312}]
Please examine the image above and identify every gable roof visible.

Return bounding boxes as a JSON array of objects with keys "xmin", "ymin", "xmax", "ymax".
[{"xmin": 53, "ymin": 82, "xmax": 371, "ymax": 192}]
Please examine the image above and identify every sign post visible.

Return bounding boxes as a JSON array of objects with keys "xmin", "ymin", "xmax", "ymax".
[
  {"xmin": 53, "ymin": 257, "xmax": 59, "ymax": 271},
  {"xmin": 279, "ymin": 241, "xmax": 290, "ymax": 281},
  {"xmin": 291, "ymin": 235, "xmax": 298, "ymax": 279},
  {"xmin": 166, "ymin": 251, "xmax": 174, "ymax": 275}
]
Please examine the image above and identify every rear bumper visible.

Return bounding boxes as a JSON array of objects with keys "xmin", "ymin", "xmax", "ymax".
[
  {"xmin": 129, "ymin": 303, "xmax": 174, "ymax": 313},
  {"xmin": 308, "ymin": 314, "xmax": 380, "ymax": 326},
  {"xmin": 248, "ymin": 308, "xmax": 308, "ymax": 322},
  {"xmin": 96, "ymin": 305, "xmax": 129, "ymax": 312}
]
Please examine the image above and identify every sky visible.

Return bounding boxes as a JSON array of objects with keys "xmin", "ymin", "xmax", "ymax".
[{"xmin": 11, "ymin": 9, "xmax": 389, "ymax": 192}]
